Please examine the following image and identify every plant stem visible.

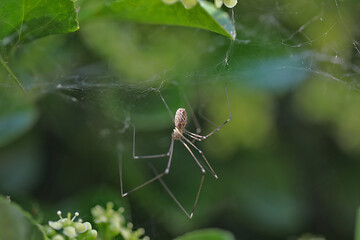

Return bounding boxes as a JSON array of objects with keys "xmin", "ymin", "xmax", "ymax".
[{"xmin": 0, "ymin": 54, "xmax": 25, "ymax": 93}]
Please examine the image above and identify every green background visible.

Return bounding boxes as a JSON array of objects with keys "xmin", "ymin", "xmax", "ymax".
[{"xmin": 1, "ymin": 0, "xmax": 360, "ymax": 239}]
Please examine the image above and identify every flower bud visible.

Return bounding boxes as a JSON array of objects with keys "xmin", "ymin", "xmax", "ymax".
[
  {"xmin": 83, "ymin": 222, "xmax": 92, "ymax": 230},
  {"xmin": 87, "ymin": 229, "xmax": 98, "ymax": 240},
  {"xmin": 215, "ymin": 0, "xmax": 223, "ymax": 8},
  {"xmin": 162, "ymin": 0, "xmax": 178, "ymax": 4},
  {"xmin": 181, "ymin": 0, "xmax": 197, "ymax": 9},
  {"xmin": 52, "ymin": 234, "xmax": 65, "ymax": 240},
  {"xmin": 224, "ymin": 0, "xmax": 237, "ymax": 8},
  {"xmin": 45, "ymin": 227, "xmax": 57, "ymax": 237}
]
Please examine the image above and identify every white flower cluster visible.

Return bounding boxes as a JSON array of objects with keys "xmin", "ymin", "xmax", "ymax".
[
  {"xmin": 91, "ymin": 202, "xmax": 149, "ymax": 240},
  {"xmin": 46, "ymin": 211, "xmax": 97, "ymax": 240},
  {"xmin": 162, "ymin": 0, "xmax": 238, "ymax": 9}
]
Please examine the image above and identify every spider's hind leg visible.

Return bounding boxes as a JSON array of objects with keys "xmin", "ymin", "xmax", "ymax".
[
  {"xmin": 119, "ymin": 138, "xmax": 174, "ymax": 197},
  {"xmin": 148, "ymin": 160, "xmax": 204, "ymax": 219},
  {"xmin": 148, "ymin": 140, "xmax": 206, "ymax": 219}
]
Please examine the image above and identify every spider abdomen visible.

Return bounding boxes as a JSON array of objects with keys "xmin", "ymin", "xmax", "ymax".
[{"xmin": 175, "ymin": 108, "xmax": 187, "ymax": 130}]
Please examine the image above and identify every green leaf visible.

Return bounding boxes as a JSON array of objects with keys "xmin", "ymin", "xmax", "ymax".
[
  {"xmin": 174, "ymin": 229, "xmax": 235, "ymax": 240},
  {"xmin": 0, "ymin": 89, "xmax": 38, "ymax": 147},
  {"xmin": 0, "ymin": 0, "xmax": 79, "ymax": 46},
  {"xmin": 0, "ymin": 196, "xmax": 46, "ymax": 240},
  {"xmin": 356, "ymin": 207, "xmax": 360, "ymax": 240},
  {"xmin": 296, "ymin": 234, "xmax": 326, "ymax": 240},
  {"xmin": 106, "ymin": 0, "xmax": 236, "ymax": 40}
]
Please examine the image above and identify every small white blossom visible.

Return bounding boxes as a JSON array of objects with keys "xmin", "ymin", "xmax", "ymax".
[
  {"xmin": 74, "ymin": 222, "xmax": 87, "ymax": 233},
  {"xmin": 48, "ymin": 221, "xmax": 62, "ymax": 230},
  {"xmin": 63, "ymin": 226, "xmax": 77, "ymax": 238},
  {"xmin": 46, "ymin": 211, "xmax": 98, "ymax": 240}
]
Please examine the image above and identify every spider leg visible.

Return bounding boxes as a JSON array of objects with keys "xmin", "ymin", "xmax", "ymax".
[
  {"xmin": 183, "ymin": 130, "xmax": 202, "ymax": 141},
  {"xmin": 148, "ymin": 162, "xmax": 204, "ymax": 219},
  {"xmin": 181, "ymin": 134, "xmax": 218, "ymax": 179},
  {"xmin": 157, "ymin": 90, "xmax": 174, "ymax": 122},
  {"xmin": 183, "ymin": 93, "xmax": 201, "ymax": 135},
  {"xmin": 180, "ymin": 140, "xmax": 206, "ymax": 218},
  {"xmin": 149, "ymin": 140, "xmax": 205, "ymax": 219},
  {"xmin": 132, "ymin": 124, "xmax": 171, "ymax": 159},
  {"xmin": 119, "ymin": 139, "xmax": 174, "ymax": 197},
  {"xmin": 183, "ymin": 88, "xmax": 231, "ymax": 141}
]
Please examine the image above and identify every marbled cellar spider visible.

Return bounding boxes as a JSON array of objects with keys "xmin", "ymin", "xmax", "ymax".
[{"xmin": 119, "ymin": 88, "xmax": 231, "ymax": 218}]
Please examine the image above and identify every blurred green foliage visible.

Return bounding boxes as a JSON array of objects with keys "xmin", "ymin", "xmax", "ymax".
[
  {"xmin": 0, "ymin": 196, "xmax": 46, "ymax": 240},
  {"xmin": 1, "ymin": 0, "xmax": 360, "ymax": 239}
]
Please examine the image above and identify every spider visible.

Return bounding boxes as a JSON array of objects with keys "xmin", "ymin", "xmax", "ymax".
[{"xmin": 119, "ymin": 88, "xmax": 231, "ymax": 218}]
